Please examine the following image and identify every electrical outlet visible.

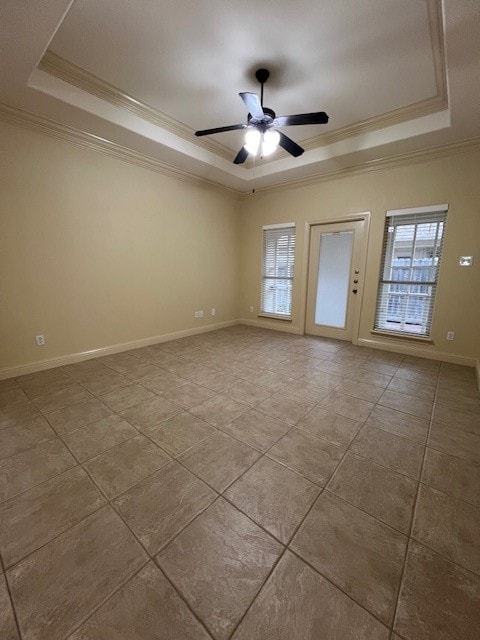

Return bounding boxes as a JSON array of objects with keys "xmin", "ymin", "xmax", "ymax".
[
  {"xmin": 35, "ymin": 334, "xmax": 45, "ymax": 346},
  {"xmin": 446, "ymin": 331, "xmax": 455, "ymax": 341},
  {"xmin": 211, "ymin": 308, "xmax": 216, "ymax": 316},
  {"xmin": 249, "ymin": 305, "xmax": 254, "ymax": 313}
]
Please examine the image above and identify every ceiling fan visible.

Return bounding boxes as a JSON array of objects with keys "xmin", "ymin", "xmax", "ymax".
[{"xmin": 195, "ymin": 68, "xmax": 329, "ymax": 164}]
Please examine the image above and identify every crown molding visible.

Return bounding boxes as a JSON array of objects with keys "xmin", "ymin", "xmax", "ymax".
[
  {"xmin": 2, "ymin": 101, "xmax": 478, "ymax": 199},
  {"xmin": 427, "ymin": 0, "xmax": 447, "ymax": 101},
  {"xmin": 245, "ymin": 136, "xmax": 480, "ymax": 196},
  {"xmin": 301, "ymin": 96, "xmax": 448, "ymax": 151},
  {"xmin": 39, "ymin": 50, "xmax": 234, "ymax": 162},
  {"xmin": 0, "ymin": 102, "xmax": 240, "ymax": 195}
]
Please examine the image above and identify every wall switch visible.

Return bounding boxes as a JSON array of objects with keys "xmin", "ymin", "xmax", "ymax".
[
  {"xmin": 194, "ymin": 311, "xmax": 199, "ymax": 318},
  {"xmin": 249, "ymin": 305, "xmax": 254, "ymax": 313},
  {"xmin": 199, "ymin": 310, "xmax": 204, "ymax": 318},
  {"xmin": 211, "ymin": 308, "xmax": 216, "ymax": 316},
  {"xmin": 35, "ymin": 334, "xmax": 45, "ymax": 346},
  {"xmin": 459, "ymin": 256, "xmax": 473, "ymax": 266},
  {"xmin": 446, "ymin": 331, "xmax": 455, "ymax": 341}
]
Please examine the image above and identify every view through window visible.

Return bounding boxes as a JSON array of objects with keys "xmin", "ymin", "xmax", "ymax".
[{"xmin": 375, "ymin": 206, "xmax": 447, "ymax": 337}]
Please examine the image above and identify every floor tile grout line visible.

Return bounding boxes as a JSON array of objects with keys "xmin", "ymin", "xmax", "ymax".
[
  {"xmin": 3, "ymin": 500, "xmax": 109, "ymax": 573},
  {"xmin": 322, "ymin": 487, "xmax": 414, "ymax": 538},
  {"xmin": 57, "ymin": 405, "xmax": 221, "ymax": 559},
  {"xmin": 139, "ymin": 488, "xmax": 220, "ymax": 558},
  {"xmin": 219, "ymin": 488, "xmax": 319, "ymax": 548},
  {"xmin": 388, "ymin": 371, "xmax": 439, "ymax": 635},
  {"xmin": 0, "ymin": 451, "xmax": 78, "ymax": 507},
  {"xmin": 210, "ymin": 398, "xmax": 332, "ymax": 492},
  {"xmin": 152, "ymin": 539, "xmax": 222, "ymax": 640},
  {"xmin": 400, "ymin": 535, "xmax": 480, "ymax": 582},
  {"xmin": 61, "ymin": 558, "xmax": 152, "ymax": 640},
  {"xmin": 81, "ymin": 495, "xmax": 216, "ymax": 639},
  {"xmin": 415, "ymin": 476, "xmax": 480, "ymax": 511},
  {"xmin": 3, "ymin": 394, "xmax": 153, "ymax": 569},
  {"xmin": 224, "ymin": 547, "xmax": 290, "ymax": 639},
  {"xmin": 0, "ymin": 548, "xmax": 23, "ymax": 640},
  {"xmin": 249, "ymin": 390, "xmax": 406, "ymax": 631},
  {"xmin": 0, "ymin": 427, "xmax": 67, "ymax": 463},
  {"xmin": 279, "ymin": 384, "xmax": 425, "ymax": 634},
  {"xmin": 58, "ymin": 431, "xmax": 141, "ymax": 464},
  {"xmin": 287, "ymin": 547, "xmax": 392, "ymax": 631},
  {"xmin": 358, "ymin": 420, "xmax": 429, "ymax": 446},
  {"xmin": 3, "ymin": 402, "xmax": 221, "ymax": 638},
  {"xmin": 318, "ymin": 432, "xmax": 421, "ymax": 481},
  {"xmin": 155, "ymin": 406, "xmax": 330, "ymax": 551}
]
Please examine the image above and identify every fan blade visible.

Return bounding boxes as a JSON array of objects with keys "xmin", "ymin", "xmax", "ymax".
[
  {"xmin": 239, "ymin": 92, "xmax": 264, "ymax": 120},
  {"xmin": 278, "ymin": 132, "xmax": 304, "ymax": 157},
  {"xmin": 233, "ymin": 147, "xmax": 249, "ymax": 165},
  {"xmin": 274, "ymin": 112, "xmax": 329, "ymax": 127},
  {"xmin": 195, "ymin": 123, "xmax": 246, "ymax": 136}
]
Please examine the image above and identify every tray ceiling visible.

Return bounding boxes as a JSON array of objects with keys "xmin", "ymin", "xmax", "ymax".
[{"xmin": 1, "ymin": 0, "xmax": 479, "ymax": 192}]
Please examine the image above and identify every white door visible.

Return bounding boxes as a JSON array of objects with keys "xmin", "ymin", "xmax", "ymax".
[{"xmin": 305, "ymin": 221, "xmax": 366, "ymax": 341}]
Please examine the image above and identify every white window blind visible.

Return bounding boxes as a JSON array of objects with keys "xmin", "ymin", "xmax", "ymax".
[
  {"xmin": 261, "ymin": 223, "xmax": 295, "ymax": 318},
  {"xmin": 374, "ymin": 205, "xmax": 447, "ymax": 337}
]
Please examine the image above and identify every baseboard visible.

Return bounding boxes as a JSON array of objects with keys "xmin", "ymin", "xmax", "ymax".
[
  {"xmin": 0, "ymin": 319, "xmax": 242, "ymax": 380},
  {"xmin": 358, "ymin": 337, "xmax": 476, "ymax": 367},
  {"xmin": 476, "ymin": 360, "xmax": 480, "ymax": 391},
  {"xmin": 239, "ymin": 317, "xmax": 303, "ymax": 335}
]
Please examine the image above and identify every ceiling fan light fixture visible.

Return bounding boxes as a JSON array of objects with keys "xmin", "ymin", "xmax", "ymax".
[
  {"xmin": 261, "ymin": 129, "xmax": 280, "ymax": 157},
  {"xmin": 244, "ymin": 129, "xmax": 261, "ymax": 155},
  {"xmin": 244, "ymin": 128, "xmax": 280, "ymax": 158}
]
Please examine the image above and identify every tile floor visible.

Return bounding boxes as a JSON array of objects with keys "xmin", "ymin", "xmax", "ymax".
[{"xmin": 1, "ymin": 325, "xmax": 480, "ymax": 639}]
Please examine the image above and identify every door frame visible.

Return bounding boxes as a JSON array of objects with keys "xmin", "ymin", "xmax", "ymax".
[{"xmin": 299, "ymin": 212, "xmax": 371, "ymax": 345}]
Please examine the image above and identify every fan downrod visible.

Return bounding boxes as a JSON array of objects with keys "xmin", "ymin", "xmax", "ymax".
[{"xmin": 255, "ymin": 68, "xmax": 270, "ymax": 107}]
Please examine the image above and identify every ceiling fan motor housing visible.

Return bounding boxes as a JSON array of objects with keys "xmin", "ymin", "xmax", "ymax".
[{"xmin": 248, "ymin": 107, "xmax": 276, "ymax": 130}]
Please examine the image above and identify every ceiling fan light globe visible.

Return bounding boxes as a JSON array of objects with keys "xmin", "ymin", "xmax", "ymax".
[
  {"xmin": 261, "ymin": 129, "xmax": 280, "ymax": 156},
  {"xmin": 244, "ymin": 129, "xmax": 261, "ymax": 155}
]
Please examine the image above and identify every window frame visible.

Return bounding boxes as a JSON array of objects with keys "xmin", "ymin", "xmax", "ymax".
[
  {"xmin": 260, "ymin": 223, "xmax": 296, "ymax": 320},
  {"xmin": 374, "ymin": 205, "xmax": 448, "ymax": 339}
]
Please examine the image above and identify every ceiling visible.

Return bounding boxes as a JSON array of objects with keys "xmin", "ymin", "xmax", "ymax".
[{"xmin": 1, "ymin": 0, "xmax": 479, "ymax": 193}]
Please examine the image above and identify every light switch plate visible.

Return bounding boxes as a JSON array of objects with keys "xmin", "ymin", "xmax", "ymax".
[{"xmin": 459, "ymin": 256, "xmax": 473, "ymax": 266}]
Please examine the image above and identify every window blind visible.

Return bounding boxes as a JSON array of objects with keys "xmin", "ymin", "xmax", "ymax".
[
  {"xmin": 261, "ymin": 224, "xmax": 295, "ymax": 317},
  {"xmin": 374, "ymin": 206, "xmax": 447, "ymax": 337}
]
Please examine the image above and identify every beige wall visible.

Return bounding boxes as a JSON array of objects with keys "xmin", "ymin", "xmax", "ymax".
[
  {"xmin": 0, "ymin": 120, "xmax": 241, "ymax": 372},
  {"xmin": 2, "ymin": 118, "xmax": 479, "ymax": 374},
  {"xmin": 239, "ymin": 151, "xmax": 480, "ymax": 363}
]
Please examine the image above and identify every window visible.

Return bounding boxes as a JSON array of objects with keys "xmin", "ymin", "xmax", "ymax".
[
  {"xmin": 261, "ymin": 223, "xmax": 295, "ymax": 318},
  {"xmin": 375, "ymin": 205, "xmax": 447, "ymax": 337}
]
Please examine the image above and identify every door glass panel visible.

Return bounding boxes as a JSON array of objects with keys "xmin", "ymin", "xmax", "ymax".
[{"xmin": 315, "ymin": 231, "xmax": 353, "ymax": 328}]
